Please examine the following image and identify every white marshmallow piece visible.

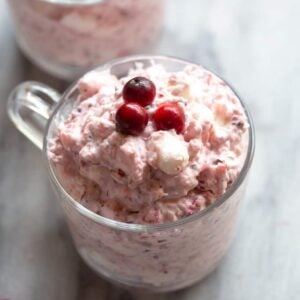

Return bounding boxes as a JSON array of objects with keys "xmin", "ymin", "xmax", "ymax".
[
  {"xmin": 61, "ymin": 12, "xmax": 98, "ymax": 34},
  {"xmin": 157, "ymin": 133, "xmax": 189, "ymax": 175}
]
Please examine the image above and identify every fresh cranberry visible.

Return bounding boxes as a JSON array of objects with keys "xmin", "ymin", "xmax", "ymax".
[
  {"xmin": 153, "ymin": 102, "xmax": 185, "ymax": 134},
  {"xmin": 116, "ymin": 103, "xmax": 149, "ymax": 135},
  {"xmin": 122, "ymin": 76, "xmax": 156, "ymax": 107}
]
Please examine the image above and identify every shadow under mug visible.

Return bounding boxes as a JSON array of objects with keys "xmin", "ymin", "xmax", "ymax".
[{"xmin": 7, "ymin": 55, "xmax": 255, "ymax": 292}]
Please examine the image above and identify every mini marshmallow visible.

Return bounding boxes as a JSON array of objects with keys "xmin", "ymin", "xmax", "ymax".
[
  {"xmin": 156, "ymin": 133, "xmax": 189, "ymax": 175},
  {"xmin": 61, "ymin": 12, "xmax": 98, "ymax": 33}
]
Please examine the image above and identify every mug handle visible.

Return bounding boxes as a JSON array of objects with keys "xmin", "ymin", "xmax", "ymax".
[{"xmin": 7, "ymin": 81, "xmax": 61, "ymax": 150}]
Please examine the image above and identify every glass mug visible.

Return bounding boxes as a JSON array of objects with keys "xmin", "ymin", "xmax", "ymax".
[
  {"xmin": 7, "ymin": 55, "xmax": 255, "ymax": 292},
  {"xmin": 7, "ymin": 0, "xmax": 165, "ymax": 79}
]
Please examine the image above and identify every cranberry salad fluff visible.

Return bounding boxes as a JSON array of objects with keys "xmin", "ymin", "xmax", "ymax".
[
  {"xmin": 7, "ymin": 0, "xmax": 164, "ymax": 78},
  {"xmin": 48, "ymin": 63, "xmax": 248, "ymax": 224}
]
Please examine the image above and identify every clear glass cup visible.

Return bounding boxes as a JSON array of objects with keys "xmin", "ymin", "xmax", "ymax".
[
  {"xmin": 7, "ymin": 55, "xmax": 255, "ymax": 292},
  {"xmin": 6, "ymin": 0, "xmax": 165, "ymax": 79}
]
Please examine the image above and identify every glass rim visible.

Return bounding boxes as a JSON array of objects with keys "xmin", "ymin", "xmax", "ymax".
[
  {"xmin": 36, "ymin": 0, "xmax": 104, "ymax": 5},
  {"xmin": 44, "ymin": 54, "xmax": 255, "ymax": 233}
]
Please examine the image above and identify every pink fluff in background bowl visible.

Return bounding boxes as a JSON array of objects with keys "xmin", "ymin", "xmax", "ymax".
[{"xmin": 7, "ymin": 0, "xmax": 165, "ymax": 79}]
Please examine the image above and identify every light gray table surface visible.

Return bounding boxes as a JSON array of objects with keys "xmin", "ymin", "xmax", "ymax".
[{"xmin": 0, "ymin": 0, "xmax": 299, "ymax": 299}]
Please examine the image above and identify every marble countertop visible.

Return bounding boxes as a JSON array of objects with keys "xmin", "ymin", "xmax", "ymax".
[{"xmin": 1, "ymin": 0, "xmax": 300, "ymax": 299}]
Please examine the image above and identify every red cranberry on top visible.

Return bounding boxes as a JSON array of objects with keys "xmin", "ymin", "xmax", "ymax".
[
  {"xmin": 153, "ymin": 102, "xmax": 185, "ymax": 134},
  {"xmin": 122, "ymin": 76, "xmax": 156, "ymax": 107},
  {"xmin": 116, "ymin": 103, "xmax": 149, "ymax": 136}
]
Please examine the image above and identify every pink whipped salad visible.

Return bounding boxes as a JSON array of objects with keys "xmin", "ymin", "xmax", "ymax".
[
  {"xmin": 9, "ymin": 0, "xmax": 164, "ymax": 70},
  {"xmin": 48, "ymin": 63, "xmax": 248, "ymax": 224}
]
